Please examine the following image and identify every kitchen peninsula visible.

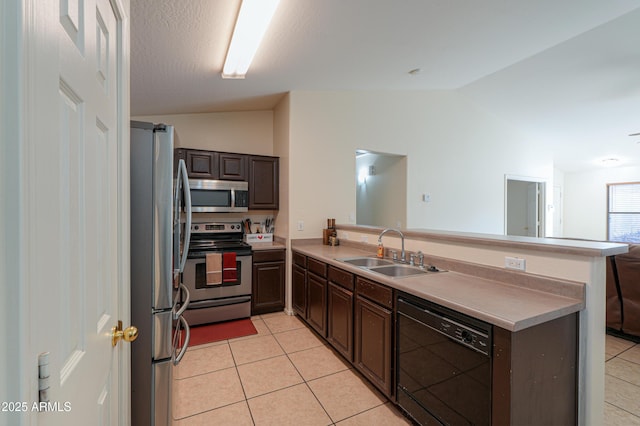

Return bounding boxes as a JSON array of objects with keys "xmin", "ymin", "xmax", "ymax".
[{"xmin": 288, "ymin": 224, "xmax": 627, "ymax": 425}]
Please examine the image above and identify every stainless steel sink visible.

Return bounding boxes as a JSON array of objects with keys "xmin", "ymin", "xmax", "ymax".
[
  {"xmin": 338, "ymin": 257, "xmax": 394, "ymax": 267},
  {"xmin": 368, "ymin": 264, "xmax": 429, "ymax": 278},
  {"xmin": 338, "ymin": 256, "xmax": 445, "ymax": 278}
]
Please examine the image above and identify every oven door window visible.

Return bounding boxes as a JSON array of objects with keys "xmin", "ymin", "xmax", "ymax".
[
  {"xmin": 190, "ymin": 189, "xmax": 230, "ymax": 208},
  {"xmin": 194, "ymin": 260, "xmax": 241, "ymax": 289}
]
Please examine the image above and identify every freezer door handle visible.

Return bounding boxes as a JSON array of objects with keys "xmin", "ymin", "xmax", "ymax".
[
  {"xmin": 173, "ymin": 315, "xmax": 190, "ymax": 365},
  {"xmin": 178, "ymin": 159, "xmax": 192, "ymax": 274},
  {"xmin": 173, "ymin": 284, "xmax": 190, "ymax": 319}
]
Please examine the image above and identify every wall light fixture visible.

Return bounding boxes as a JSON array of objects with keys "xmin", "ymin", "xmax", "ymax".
[
  {"xmin": 222, "ymin": 0, "xmax": 281, "ymax": 79},
  {"xmin": 358, "ymin": 167, "xmax": 369, "ymax": 185}
]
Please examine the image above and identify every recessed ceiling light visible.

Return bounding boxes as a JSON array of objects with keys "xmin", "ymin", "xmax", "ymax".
[{"xmin": 601, "ymin": 158, "xmax": 620, "ymax": 166}]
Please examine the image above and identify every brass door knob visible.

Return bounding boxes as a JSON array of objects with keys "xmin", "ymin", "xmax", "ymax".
[{"xmin": 111, "ymin": 320, "xmax": 139, "ymax": 347}]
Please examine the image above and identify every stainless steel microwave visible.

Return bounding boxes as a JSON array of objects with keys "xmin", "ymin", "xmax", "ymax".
[{"xmin": 188, "ymin": 179, "xmax": 249, "ymax": 212}]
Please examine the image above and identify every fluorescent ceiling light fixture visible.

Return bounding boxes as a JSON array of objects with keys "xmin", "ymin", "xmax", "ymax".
[{"xmin": 222, "ymin": 0, "xmax": 281, "ymax": 79}]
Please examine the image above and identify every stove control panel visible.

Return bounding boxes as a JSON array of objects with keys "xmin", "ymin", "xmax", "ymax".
[{"xmin": 191, "ymin": 222, "xmax": 243, "ymax": 233}]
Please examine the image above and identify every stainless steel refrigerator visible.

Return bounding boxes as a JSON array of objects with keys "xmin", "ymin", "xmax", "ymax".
[{"xmin": 130, "ymin": 121, "xmax": 192, "ymax": 426}]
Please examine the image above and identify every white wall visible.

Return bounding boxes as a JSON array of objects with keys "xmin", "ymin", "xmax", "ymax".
[
  {"xmin": 133, "ymin": 111, "xmax": 274, "ymax": 155},
  {"xmin": 273, "ymin": 95, "xmax": 290, "ymax": 239},
  {"xmin": 564, "ymin": 165, "xmax": 640, "ymax": 240},
  {"xmin": 288, "ymin": 90, "xmax": 555, "ymax": 239}
]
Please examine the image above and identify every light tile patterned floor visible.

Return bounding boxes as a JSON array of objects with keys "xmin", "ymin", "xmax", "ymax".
[
  {"xmin": 605, "ymin": 334, "xmax": 640, "ymax": 425},
  {"xmin": 172, "ymin": 313, "xmax": 640, "ymax": 425},
  {"xmin": 172, "ymin": 312, "xmax": 410, "ymax": 425}
]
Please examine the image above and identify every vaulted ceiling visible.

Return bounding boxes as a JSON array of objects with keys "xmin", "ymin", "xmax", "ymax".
[{"xmin": 131, "ymin": 0, "xmax": 640, "ymax": 172}]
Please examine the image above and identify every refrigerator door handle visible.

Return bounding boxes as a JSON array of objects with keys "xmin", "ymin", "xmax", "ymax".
[
  {"xmin": 174, "ymin": 284, "xmax": 190, "ymax": 319},
  {"xmin": 178, "ymin": 159, "xmax": 192, "ymax": 273},
  {"xmin": 174, "ymin": 315, "xmax": 190, "ymax": 365}
]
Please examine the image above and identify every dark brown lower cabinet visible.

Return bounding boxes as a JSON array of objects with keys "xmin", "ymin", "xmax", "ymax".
[
  {"xmin": 492, "ymin": 313, "xmax": 578, "ymax": 425},
  {"xmin": 292, "ymin": 264, "xmax": 307, "ymax": 317},
  {"xmin": 307, "ymin": 272, "xmax": 327, "ymax": 337},
  {"xmin": 327, "ymin": 282, "xmax": 354, "ymax": 361},
  {"xmin": 251, "ymin": 249, "xmax": 285, "ymax": 315},
  {"xmin": 354, "ymin": 295, "xmax": 392, "ymax": 397}
]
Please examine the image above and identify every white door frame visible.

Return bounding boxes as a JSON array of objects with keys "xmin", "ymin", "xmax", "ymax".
[
  {"xmin": 0, "ymin": 0, "xmax": 130, "ymax": 423},
  {"xmin": 0, "ymin": 0, "xmax": 26, "ymax": 418},
  {"xmin": 504, "ymin": 174, "xmax": 548, "ymax": 237}
]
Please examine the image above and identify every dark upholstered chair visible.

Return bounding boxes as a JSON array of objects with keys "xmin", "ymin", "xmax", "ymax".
[{"xmin": 606, "ymin": 244, "xmax": 640, "ymax": 341}]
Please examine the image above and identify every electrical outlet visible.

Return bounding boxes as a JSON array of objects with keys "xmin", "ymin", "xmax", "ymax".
[
  {"xmin": 343, "ymin": 232, "xmax": 349, "ymax": 240},
  {"xmin": 505, "ymin": 256, "xmax": 526, "ymax": 271},
  {"xmin": 360, "ymin": 235, "xmax": 368, "ymax": 243},
  {"xmin": 297, "ymin": 220, "xmax": 304, "ymax": 231}
]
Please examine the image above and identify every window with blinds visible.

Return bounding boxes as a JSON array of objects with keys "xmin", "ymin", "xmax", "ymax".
[{"xmin": 608, "ymin": 182, "xmax": 640, "ymax": 243}]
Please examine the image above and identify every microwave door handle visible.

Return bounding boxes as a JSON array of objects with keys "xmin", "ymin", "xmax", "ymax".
[
  {"xmin": 178, "ymin": 159, "xmax": 192, "ymax": 273},
  {"xmin": 230, "ymin": 188, "xmax": 236, "ymax": 208},
  {"xmin": 174, "ymin": 284, "xmax": 190, "ymax": 319},
  {"xmin": 174, "ymin": 315, "xmax": 190, "ymax": 365}
]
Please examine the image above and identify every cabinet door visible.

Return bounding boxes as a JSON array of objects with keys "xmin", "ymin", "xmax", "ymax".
[
  {"xmin": 249, "ymin": 156, "xmax": 279, "ymax": 210},
  {"xmin": 292, "ymin": 265, "xmax": 307, "ymax": 318},
  {"xmin": 354, "ymin": 295, "xmax": 392, "ymax": 396},
  {"xmin": 307, "ymin": 272, "xmax": 327, "ymax": 337},
  {"xmin": 251, "ymin": 261, "xmax": 285, "ymax": 315},
  {"xmin": 219, "ymin": 153, "xmax": 248, "ymax": 181},
  {"xmin": 327, "ymin": 282, "xmax": 353, "ymax": 361},
  {"xmin": 185, "ymin": 149, "xmax": 218, "ymax": 179}
]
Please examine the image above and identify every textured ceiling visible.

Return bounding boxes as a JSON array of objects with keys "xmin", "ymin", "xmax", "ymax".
[{"xmin": 130, "ymin": 0, "xmax": 640, "ymax": 171}]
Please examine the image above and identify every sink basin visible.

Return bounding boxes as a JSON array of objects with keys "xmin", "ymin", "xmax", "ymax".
[
  {"xmin": 338, "ymin": 257, "xmax": 394, "ymax": 267},
  {"xmin": 338, "ymin": 256, "xmax": 445, "ymax": 278},
  {"xmin": 368, "ymin": 264, "xmax": 429, "ymax": 278}
]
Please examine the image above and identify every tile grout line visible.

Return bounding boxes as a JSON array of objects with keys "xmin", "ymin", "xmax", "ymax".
[
  {"xmin": 268, "ymin": 319, "xmax": 338, "ymax": 424},
  {"xmin": 175, "ymin": 314, "xmax": 407, "ymax": 424},
  {"xmin": 274, "ymin": 319, "xmax": 393, "ymax": 424},
  {"xmin": 605, "ymin": 400, "xmax": 640, "ymax": 420},
  {"xmin": 605, "ymin": 340, "xmax": 640, "ymax": 421}
]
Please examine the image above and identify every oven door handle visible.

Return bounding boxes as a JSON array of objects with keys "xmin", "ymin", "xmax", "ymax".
[
  {"xmin": 173, "ymin": 315, "xmax": 190, "ymax": 365},
  {"xmin": 178, "ymin": 159, "xmax": 192, "ymax": 274},
  {"xmin": 174, "ymin": 283, "xmax": 190, "ymax": 319}
]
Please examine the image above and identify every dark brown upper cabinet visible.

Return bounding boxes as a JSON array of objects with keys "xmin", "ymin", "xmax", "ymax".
[
  {"xmin": 219, "ymin": 153, "xmax": 248, "ymax": 181},
  {"xmin": 248, "ymin": 155, "xmax": 279, "ymax": 210},
  {"xmin": 175, "ymin": 148, "xmax": 219, "ymax": 179}
]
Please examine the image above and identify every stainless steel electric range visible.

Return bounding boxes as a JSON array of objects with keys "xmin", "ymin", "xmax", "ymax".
[{"xmin": 180, "ymin": 222, "xmax": 253, "ymax": 325}]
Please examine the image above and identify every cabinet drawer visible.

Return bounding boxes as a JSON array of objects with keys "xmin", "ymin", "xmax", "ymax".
[
  {"xmin": 328, "ymin": 266, "xmax": 354, "ymax": 291},
  {"xmin": 292, "ymin": 251, "xmax": 306, "ymax": 268},
  {"xmin": 253, "ymin": 249, "xmax": 285, "ymax": 263},
  {"xmin": 307, "ymin": 257, "xmax": 327, "ymax": 278},
  {"xmin": 356, "ymin": 277, "xmax": 393, "ymax": 309}
]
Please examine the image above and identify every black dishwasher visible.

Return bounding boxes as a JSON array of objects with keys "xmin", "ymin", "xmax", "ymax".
[{"xmin": 396, "ymin": 292, "xmax": 492, "ymax": 425}]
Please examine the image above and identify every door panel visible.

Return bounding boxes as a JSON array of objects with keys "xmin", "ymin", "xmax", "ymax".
[
  {"xmin": 27, "ymin": 0, "xmax": 129, "ymax": 424},
  {"xmin": 307, "ymin": 273, "xmax": 327, "ymax": 337}
]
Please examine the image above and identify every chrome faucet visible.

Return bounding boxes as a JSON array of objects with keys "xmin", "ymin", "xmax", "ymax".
[{"xmin": 378, "ymin": 228, "xmax": 406, "ymax": 263}]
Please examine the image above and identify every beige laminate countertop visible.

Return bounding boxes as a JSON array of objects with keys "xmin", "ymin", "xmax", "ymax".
[{"xmin": 292, "ymin": 242, "xmax": 585, "ymax": 332}]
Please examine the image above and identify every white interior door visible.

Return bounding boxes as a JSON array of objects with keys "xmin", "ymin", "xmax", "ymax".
[
  {"xmin": 505, "ymin": 176, "xmax": 546, "ymax": 238},
  {"xmin": 526, "ymin": 182, "xmax": 539, "ymax": 237},
  {"xmin": 23, "ymin": 0, "xmax": 130, "ymax": 424}
]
